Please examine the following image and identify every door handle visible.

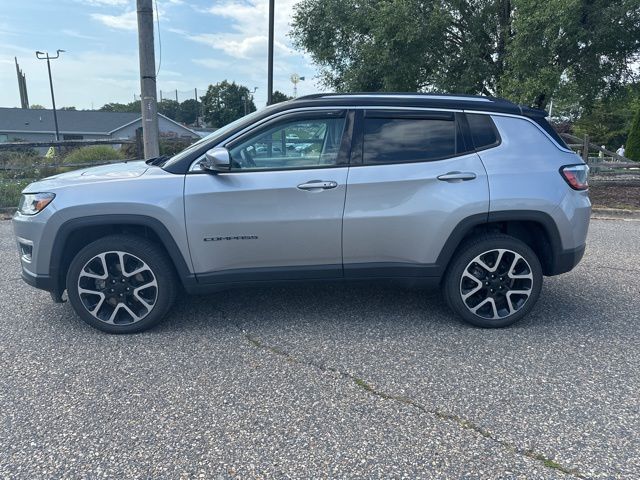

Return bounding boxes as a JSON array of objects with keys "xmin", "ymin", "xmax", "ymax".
[
  {"xmin": 297, "ymin": 180, "xmax": 338, "ymax": 190},
  {"xmin": 437, "ymin": 171, "xmax": 477, "ymax": 182}
]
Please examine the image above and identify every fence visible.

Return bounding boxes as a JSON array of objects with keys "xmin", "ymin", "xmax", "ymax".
[{"xmin": 560, "ymin": 133, "xmax": 638, "ymax": 174}]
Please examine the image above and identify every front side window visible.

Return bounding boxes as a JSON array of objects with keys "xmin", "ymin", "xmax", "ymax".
[
  {"xmin": 363, "ymin": 115, "xmax": 463, "ymax": 164},
  {"xmin": 228, "ymin": 115, "xmax": 346, "ymax": 170}
]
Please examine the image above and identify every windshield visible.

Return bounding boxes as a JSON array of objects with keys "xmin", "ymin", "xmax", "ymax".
[{"xmin": 161, "ymin": 107, "xmax": 278, "ymax": 168}]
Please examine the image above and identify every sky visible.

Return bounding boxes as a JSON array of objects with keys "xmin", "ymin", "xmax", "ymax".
[{"xmin": 0, "ymin": 0, "xmax": 324, "ymax": 110}]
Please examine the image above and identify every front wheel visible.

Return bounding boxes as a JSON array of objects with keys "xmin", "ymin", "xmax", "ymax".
[
  {"xmin": 66, "ymin": 235, "xmax": 177, "ymax": 333},
  {"xmin": 443, "ymin": 234, "xmax": 543, "ymax": 328}
]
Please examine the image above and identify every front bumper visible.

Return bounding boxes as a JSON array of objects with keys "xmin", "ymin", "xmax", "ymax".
[
  {"xmin": 13, "ymin": 210, "xmax": 64, "ymax": 301},
  {"xmin": 21, "ymin": 268, "xmax": 65, "ymax": 302},
  {"xmin": 21, "ymin": 267, "xmax": 53, "ymax": 290}
]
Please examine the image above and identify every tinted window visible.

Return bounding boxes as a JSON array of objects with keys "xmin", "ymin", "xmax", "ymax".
[
  {"xmin": 363, "ymin": 117, "xmax": 460, "ymax": 164},
  {"xmin": 531, "ymin": 117, "xmax": 569, "ymax": 149},
  {"xmin": 229, "ymin": 116, "xmax": 346, "ymax": 170},
  {"xmin": 466, "ymin": 114, "xmax": 498, "ymax": 149}
]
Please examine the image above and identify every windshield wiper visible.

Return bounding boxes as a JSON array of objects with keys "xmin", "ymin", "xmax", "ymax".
[{"xmin": 145, "ymin": 155, "xmax": 170, "ymax": 166}]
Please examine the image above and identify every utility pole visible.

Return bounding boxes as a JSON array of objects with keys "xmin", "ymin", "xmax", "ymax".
[
  {"xmin": 35, "ymin": 50, "xmax": 64, "ymax": 141},
  {"xmin": 267, "ymin": 0, "xmax": 274, "ymax": 105},
  {"xmin": 194, "ymin": 88, "xmax": 200, "ymax": 127},
  {"xmin": 136, "ymin": 0, "xmax": 159, "ymax": 159}
]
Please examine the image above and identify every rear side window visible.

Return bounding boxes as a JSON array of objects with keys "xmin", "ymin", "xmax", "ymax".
[
  {"xmin": 530, "ymin": 117, "xmax": 569, "ymax": 149},
  {"xmin": 466, "ymin": 113, "xmax": 499, "ymax": 150},
  {"xmin": 363, "ymin": 116, "xmax": 465, "ymax": 164}
]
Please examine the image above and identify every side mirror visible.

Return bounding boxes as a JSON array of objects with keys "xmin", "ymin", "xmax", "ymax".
[{"xmin": 201, "ymin": 147, "xmax": 231, "ymax": 173}]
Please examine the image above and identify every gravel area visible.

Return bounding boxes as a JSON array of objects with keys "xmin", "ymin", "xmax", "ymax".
[{"xmin": 0, "ymin": 218, "xmax": 638, "ymax": 479}]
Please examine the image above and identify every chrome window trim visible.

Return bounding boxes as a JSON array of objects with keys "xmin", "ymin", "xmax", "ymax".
[{"xmin": 189, "ymin": 105, "xmax": 569, "ymax": 171}]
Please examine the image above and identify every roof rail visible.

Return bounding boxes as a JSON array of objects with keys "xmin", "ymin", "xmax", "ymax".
[
  {"xmin": 292, "ymin": 92, "xmax": 512, "ymax": 103},
  {"xmin": 293, "ymin": 93, "xmax": 330, "ymax": 101}
]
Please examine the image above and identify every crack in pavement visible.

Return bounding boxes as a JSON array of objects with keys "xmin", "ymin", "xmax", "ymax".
[{"xmin": 234, "ymin": 324, "xmax": 591, "ymax": 479}]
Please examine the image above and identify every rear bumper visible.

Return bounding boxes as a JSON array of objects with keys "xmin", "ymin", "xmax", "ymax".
[{"xmin": 548, "ymin": 244, "xmax": 585, "ymax": 276}]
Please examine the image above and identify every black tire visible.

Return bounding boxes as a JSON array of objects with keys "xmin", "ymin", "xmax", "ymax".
[
  {"xmin": 443, "ymin": 233, "xmax": 543, "ymax": 328},
  {"xmin": 66, "ymin": 234, "xmax": 177, "ymax": 333}
]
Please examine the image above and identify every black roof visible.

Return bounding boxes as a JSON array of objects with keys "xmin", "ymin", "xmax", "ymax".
[{"xmin": 288, "ymin": 93, "xmax": 547, "ymax": 118}]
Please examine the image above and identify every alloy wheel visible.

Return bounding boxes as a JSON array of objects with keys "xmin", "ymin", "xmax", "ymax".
[
  {"xmin": 77, "ymin": 251, "xmax": 158, "ymax": 325},
  {"xmin": 459, "ymin": 248, "xmax": 534, "ymax": 320}
]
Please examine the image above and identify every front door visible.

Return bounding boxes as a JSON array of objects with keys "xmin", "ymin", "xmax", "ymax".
[{"xmin": 184, "ymin": 110, "xmax": 352, "ymax": 283}]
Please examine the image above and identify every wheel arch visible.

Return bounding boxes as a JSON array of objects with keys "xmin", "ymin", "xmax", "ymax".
[
  {"xmin": 49, "ymin": 215, "xmax": 195, "ymax": 300},
  {"xmin": 437, "ymin": 211, "xmax": 563, "ymax": 277}
]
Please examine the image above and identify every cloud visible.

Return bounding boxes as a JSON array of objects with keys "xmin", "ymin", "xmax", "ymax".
[
  {"xmin": 84, "ymin": 0, "xmax": 130, "ymax": 5},
  {"xmin": 180, "ymin": 32, "xmax": 292, "ymax": 60},
  {"xmin": 91, "ymin": 10, "xmax": 137, "ymax": 30},
  {"xmin": 180, "ymin": 0, "xmax": 323, "ymax": 104},
  {"xmin": 180, "ymin": 0, "xmax": 301, "ymax": 61},
  {"xmin": 62, "ymin": 29, "xmax": 100, "ymax": 41},
  {"xmin": 191, "ymin": 58, "xmax": 229, "ymax": 70}
]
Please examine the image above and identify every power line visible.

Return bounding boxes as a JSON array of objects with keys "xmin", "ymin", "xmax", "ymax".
[{"xmin": 154, "ymin": 0, "xmax": 162, "ymax": 77}]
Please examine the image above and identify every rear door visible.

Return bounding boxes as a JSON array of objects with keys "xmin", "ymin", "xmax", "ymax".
[
  {"xmin": 342, "ymin": 109, "xmax": 489, "ymax": 277},
  {"xmin": 184, "ymin": 110, "xmax": 353, "ymax": 282}
]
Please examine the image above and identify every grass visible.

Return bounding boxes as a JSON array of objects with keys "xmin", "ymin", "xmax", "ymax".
[
  {"xmin": 0, "ymin": 178, "xmax": 33, "ymax": 209},
  {"xmin": 63, "ymin": 145, "xmax": 124, "ymax": 164},
  {"xmin": 0, "ymin": 147, "xmax": 129, "ymax": 209}
]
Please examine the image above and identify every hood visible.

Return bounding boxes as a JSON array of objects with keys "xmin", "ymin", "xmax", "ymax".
[{"xmin": 24, "ymin": 161, "xmax": 150, "ymax": 192}]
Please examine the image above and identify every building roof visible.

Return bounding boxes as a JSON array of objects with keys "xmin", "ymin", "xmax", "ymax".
[
  {"xmin": 0, "ymin": 107, "xmax": 141, "ymax": 135},
  {"xmin": 0, "ymin": 107, "xmax": 199, "ymax": 137}
]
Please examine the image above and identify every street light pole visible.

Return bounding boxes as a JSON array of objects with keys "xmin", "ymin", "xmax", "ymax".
[
  {"xmin": 267, "ymin": 0, "xmax": 275, "ymax": 105},
  {"xmin": 35, "ymin": 50, "xmax": 64, "ymax": 141}
]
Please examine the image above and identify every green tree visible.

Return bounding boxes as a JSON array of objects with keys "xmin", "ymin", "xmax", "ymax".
[
  {"xmin": 272, "ymin": 90, "xmax": 293, "ymax": 104},
  {"xmin": 201, "ymin": 81, "xmax": 256, "ymax": 127},
  {"xmin": 158, "ymin": 99, "xmax": 180, "ymax": 120},
  {"xmin": 573, "ymin": 85, "xmax": 639, "ymax": 150},
  {"xmin": 99, "ymin": 101, "xmax": 140, "ymax": 113},
  {"xmin": 178, "ymin": 99, "xmax": 200, "ymax": 125},
  {"xmin": 60, "ymin": 106, "xmax": 77, "ymax": 111},
  {"xmin": 626, "ymin": 105, "xmax": 640, "ymax": 161},
  {"xmin": 291, "ymin": 0, "xmax": 640, "ymax": 109},
  {"xmin": 29, "ymin": 104, "xmax": 45, "ymax": 109}
]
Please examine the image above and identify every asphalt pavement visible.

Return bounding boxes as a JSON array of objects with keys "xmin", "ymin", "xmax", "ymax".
[{"xmin": 0, "ymin": 218, "xmax": 638, "ymax": 479}]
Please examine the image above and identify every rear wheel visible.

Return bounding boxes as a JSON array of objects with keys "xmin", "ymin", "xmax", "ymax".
[
  {"xmin": 66, "ymin": 235, "xmax": 177, "ymax": 333},
  {"xmin": 443, "ymin": 234, "xmax": 543, "ymax": 328}
]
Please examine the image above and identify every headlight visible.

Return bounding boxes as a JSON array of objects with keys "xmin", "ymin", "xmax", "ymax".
[{"xmin": 18, "ymin": 193, "xmax": 56, "ymax": 215}]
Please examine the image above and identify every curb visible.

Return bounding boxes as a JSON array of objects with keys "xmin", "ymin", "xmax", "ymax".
[
  {"xmin": 0, "ymin": 208, "xmax": 14, "ymax": 220},
  {"xmin": 591, "ymin": 207, "xmax": 640, "ymax": 220}
]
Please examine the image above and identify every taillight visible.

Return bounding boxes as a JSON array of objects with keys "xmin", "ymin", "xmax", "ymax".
[{"xmin": 560, "ymin": 164, "xmax": 589, "ymax": 190}]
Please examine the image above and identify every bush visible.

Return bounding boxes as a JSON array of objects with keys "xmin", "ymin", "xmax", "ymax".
[
  {"xmin": 159, "ymin": 137, "xmax": 195, "ymax": 156},
  {"xmin": 626, "ymin": 105, "xmax": 640, "ymax": 161},
  {"xmin": 63, "ymin": 145, "xmax": 125, "ymax": 164},
  {"xmin": 0, "ymin": 152, "xmax": 38, "ymax": 168},
  {"xmin": 0, "ymin": 179, "xmax": 32, "ymax": 208}
]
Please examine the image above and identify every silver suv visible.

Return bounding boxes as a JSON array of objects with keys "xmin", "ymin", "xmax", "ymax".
[{"xmin": 13, "ymin": 93, "xmax": 591, "ymax": 333}]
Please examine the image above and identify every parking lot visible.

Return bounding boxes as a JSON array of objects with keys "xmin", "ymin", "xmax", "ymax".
[{"xmin": 0, "ymin": 218, "xmax": 638, "ymax": 479}]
